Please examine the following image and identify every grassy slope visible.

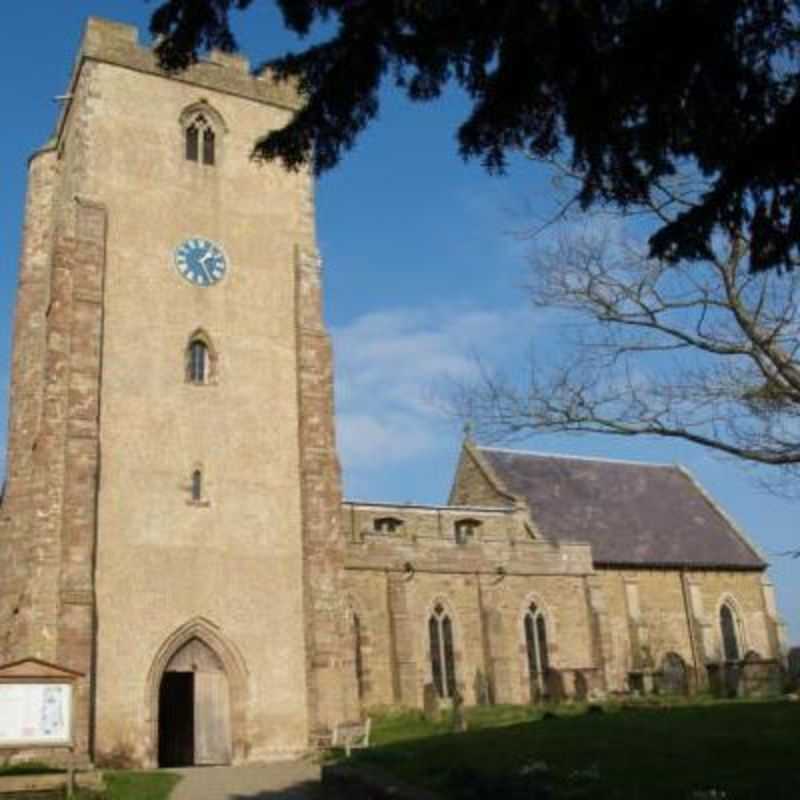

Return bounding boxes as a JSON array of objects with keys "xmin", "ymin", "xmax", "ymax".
[
  {"xmin": 100, "ymin": 771, "xmax": 181, "ymax": 800},
  {"xmin": 357, "ymin": 701, "xmax": 800, "ymax": 799}
]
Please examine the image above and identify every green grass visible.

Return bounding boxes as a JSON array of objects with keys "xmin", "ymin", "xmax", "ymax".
[
  {"xmin": 97, "ymin": 771, "xmax": 181, "ymax": 800},
  {"xmin": 355, "ymin": 700, "xmax": 800, "ymax": 799}
]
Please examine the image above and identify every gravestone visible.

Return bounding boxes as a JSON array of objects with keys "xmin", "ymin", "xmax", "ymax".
[{"xmin": 422, "ymin": 683, "xmax": 439, "ymax": 721}]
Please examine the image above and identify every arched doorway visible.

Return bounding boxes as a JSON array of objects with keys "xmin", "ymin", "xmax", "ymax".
[{"xmin": 158, "ymin": 637, "xmax": 232, "ymax": 767}]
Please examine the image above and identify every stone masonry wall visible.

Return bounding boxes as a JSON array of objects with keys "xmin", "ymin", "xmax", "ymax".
[
  {"xmin": 0, "ymin": 148, "xmax": 57, "ymax": 664},
  {"xmin": 342, "ymin": 501, "xmax": 781, "ymax": 708},
  {"xmin": 343, "ymin": 501, "xmax": 598, "ymax": 707},
  {"xmin": 295, "ymin": 248, "xmax": 360, "ymax": 733}
]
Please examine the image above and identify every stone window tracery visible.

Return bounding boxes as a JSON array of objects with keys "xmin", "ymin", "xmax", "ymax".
[
  {"xmin": 429, "ymin": 602, "xmax": 457, "ymax": 699},
  {"xmin": 524, "ymin": 602, "xmax": 549, "ymax": 698},
  {"xmin": 181, "ymin": 99, "xmax": 227, "ymax": 167},
  {"xmin": 185, "ymin": 113, "xmax": 216, "ymax": 165}
]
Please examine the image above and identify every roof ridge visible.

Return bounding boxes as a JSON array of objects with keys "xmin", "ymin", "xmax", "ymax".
[
  {"xmin": 478, "ymin": 445, "xmax": 675, "ymax": 469},
  {"xmin": 343, "ymin": 499, "xmax": 513, "ymax": 513}
]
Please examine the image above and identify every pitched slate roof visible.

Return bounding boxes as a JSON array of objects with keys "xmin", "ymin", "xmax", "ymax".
[{"xmin": 479, "ymin": 447, "xmax": 765, "ymax": 569}]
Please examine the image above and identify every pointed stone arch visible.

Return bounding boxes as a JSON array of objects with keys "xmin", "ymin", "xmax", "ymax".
[
  {"xmin": 179, "ymin": 100, "xmax": 228, "ymax": 166},
  {"xmin": 716, "ymin": 593, "xmax": 747, "ymax": 662},
  {"xmin": 423, "ymin": 597, "xmax": 461, "ymax": 700},
  {"xmin": 515, "ymin": 593, "xmax": 558, "ymax": 702},
  {"xmin": 144, "ymin": 617, "xmax": 249, "ymax": 766}
]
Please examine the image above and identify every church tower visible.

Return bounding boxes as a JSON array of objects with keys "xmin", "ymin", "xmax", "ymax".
[{"xmin": 0, "ymin": 18, "xmax": 357, "ymax": 766}]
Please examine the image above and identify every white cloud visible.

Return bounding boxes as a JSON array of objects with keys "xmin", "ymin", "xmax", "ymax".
[{"xmin": 331, "ymin": 302, "xmax": 535, "ymax": 473}]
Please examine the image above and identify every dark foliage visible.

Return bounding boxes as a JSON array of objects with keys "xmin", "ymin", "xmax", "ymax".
[{"xmin": 151, "ymin": 1, "xmax": 800, "ymax": 272}]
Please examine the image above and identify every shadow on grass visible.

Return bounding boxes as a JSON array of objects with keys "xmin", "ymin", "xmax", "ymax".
[
  {"xmin": 349, "ymin": 700, "xmax": 800, "ymax": 800},
  {"xmin": 228, "ymin": 779, "xmax": 325, "ymax": 799}
]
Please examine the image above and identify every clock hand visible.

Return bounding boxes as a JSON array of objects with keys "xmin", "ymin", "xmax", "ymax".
[{"xmin": 196, "ymin": 258, "xmax": 212, "ymax": 283}]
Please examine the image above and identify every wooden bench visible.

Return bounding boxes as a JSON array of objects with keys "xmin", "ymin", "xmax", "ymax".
[{"xmin": 315, "ymin": 717, "xmax": 371, "ymax": 757}]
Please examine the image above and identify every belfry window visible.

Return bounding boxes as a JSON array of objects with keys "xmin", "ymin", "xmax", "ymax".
[
  {"xmin": 185, "ymin": 113, "xmax": 215, "ymax": 166},
  {"xmin": 185, "ymin": 124, "xmax": 199, "ymax": 162},
  {"xmin": 188, "ymin": 340, "xmax": 209, "ymax": 384},
  {"xmin": 719, "ymin": 602, "xmax": 741, "ymax": 662},
  {"xmin": 524, "ymin": 603, "xmax": 550, "ymax": 697},
  {"xmin": 203, "ymin": 128, "xmax": 216, "ymax": 166},
  {"xmin": 429, "ymin": 603, "xmax": 457, "ymax": 699}
]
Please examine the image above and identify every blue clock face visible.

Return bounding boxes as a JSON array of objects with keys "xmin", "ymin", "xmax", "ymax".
[{"xmin": 175, "ymin": 238, "xmax": 227, "ymax": 287}]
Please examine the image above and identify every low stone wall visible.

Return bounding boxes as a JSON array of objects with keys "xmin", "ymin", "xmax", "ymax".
[{"xmin": 0, "ymin": 771, "xmax": 103, "ymax": 798}]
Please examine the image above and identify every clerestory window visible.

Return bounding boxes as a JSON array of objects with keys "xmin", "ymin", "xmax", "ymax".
[
  {"xmin": 454, "ymin": 518, "xmax": 481, "ymax": 545},
  {"xmin": 374, "ymin": 516, "xmax": 403, "ymax": 534}
]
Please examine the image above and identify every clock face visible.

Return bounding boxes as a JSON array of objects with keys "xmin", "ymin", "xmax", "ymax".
[{"xmin": 174, "ymin": 238, "xmax": 228, "ymax": 287}]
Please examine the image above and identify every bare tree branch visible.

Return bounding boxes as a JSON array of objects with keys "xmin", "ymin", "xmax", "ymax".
[{"xmin": 452, "ymin": 168, "xmax": 800, "ymax": 496}]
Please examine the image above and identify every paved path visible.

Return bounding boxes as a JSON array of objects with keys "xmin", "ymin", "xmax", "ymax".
[{"xmin": 169, "ymin": 760, "xmax": 324, "ymax": 800}]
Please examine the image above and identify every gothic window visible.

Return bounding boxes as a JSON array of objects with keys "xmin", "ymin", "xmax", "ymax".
[
  {"xmin": 719, "ymin": 602, "xmax": 741, "ymax": 662},
  {"xmin": 191, "ymin": 469, "xmax": 203, "ymax": 502},
  {"xmin": 186, "ymin": 123, "xmax": 199, "ymax": 162},
  {"xmin": 373, "ymin": 516, "xmax": 403, "ymax": 534},
  {"xmin": 186, "ymin": 331, "xmax": 216, "ymax": 385},
  {"xmin": 184, "ymin": 113, "xmax": 216, "ymax": 166},
  {"xmin": 203, "ymin": 128, "xmax": 216, "ymax": 166},
  {"xmin": 429, "ymin": 603, "xmax": 457, "ymax": 698},
  {"xmin": 189, "ymin": 340, "xmax": 208, "ymax": 384},
  {"xmin": 524, "ymin": 603, "xmax": 549, "ymax": 697},
  {"xmin": 454, "ymin": 518, "xmax": 481, "ymax": 544}
]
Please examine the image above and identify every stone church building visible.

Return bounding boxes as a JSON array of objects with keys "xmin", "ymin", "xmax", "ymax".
[{"xmin": 0, "ymin": 18, "xmax": 788, "ymax": 768}]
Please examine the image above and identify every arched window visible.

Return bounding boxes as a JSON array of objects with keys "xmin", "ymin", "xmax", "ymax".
[
  {"xmin": 203, "ymin": 127, "xmax": 216, "ymax": 166},
  {"xmin": 185, "ymin": 113, "xmax": 216, "ymax": 166},
  {"xmin": 186, "ymin": 331, "xmax": 216, "ymax": 385},
  {"xmin": 524, "ymin": 603, "xmax": 549, "ymax": 697},
  {"xmin": 188, "ymin": 340, "xmax": 208, "ymax": 384},
  {"xmin": 719, "ymin": 602, "xmax": 741, "ymax": 662},
  {"xmin": 191, "ymin": 469, "xmax": 203, "ymax": 502},
  {"xmin": 429, "ymin": 603, "xmax": 457, "ymax": 699}
]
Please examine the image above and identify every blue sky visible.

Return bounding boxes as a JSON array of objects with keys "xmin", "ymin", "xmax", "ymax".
[{"xmin": 0, "ymin": 3, "xmax": 797, "ymax": 645}]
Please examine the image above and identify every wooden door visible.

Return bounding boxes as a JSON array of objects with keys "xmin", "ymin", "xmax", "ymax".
[{"xmin": 193, "ymin": 671, "xmax": 232, "ymax": 765}]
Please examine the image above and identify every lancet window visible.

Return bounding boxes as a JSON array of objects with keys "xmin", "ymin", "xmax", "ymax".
[{"xmin": 429, "ymin": 603, "xmax": 457, "ymax": 699}]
